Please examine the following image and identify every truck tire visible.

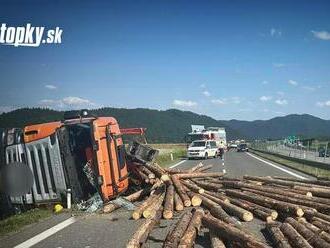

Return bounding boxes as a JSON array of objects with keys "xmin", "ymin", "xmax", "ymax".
[{"xmin": 204, "ymin": 152, "xmax": 208, "ymax": 160}]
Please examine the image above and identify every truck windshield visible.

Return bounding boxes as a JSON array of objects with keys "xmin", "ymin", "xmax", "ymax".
[{"xmin": 191, "ymin": 141, "xmax": 206, "ymax": 147}]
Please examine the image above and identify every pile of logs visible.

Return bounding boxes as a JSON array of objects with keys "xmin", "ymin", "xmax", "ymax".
[{"xmin": 102, "ymin": 163, "xmax": 330, "ymax": 248}]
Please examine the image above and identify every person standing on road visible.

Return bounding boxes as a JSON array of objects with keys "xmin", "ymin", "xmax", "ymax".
[{"xmin": 218, "ymin": 141, "xmax": 225, "ymax": 159}]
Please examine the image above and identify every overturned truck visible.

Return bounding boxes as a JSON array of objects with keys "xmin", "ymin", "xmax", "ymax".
[{"xmin": 0, "ymin": 110, "xmax": 156, "ymax": 208}]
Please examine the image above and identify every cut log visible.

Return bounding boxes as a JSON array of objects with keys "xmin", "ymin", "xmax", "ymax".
[
  {"xmin": 195, "ymin": 164, "xmax": 213, "ymax": 172},
  {"xmin": 280, "ymin": 223, "xmax": 313, "ymax": 248},
  {"xmin": 176, "ymin": 172, "xmax": 224, "ymax": 179},
  {"xmin": 171, "ymin": 175, "xmax": 191, "ymax": 207},
  {"xmin": 163, "ymin": 184, "xmax": 175, "ymax": 219},
  {"xmin": 209, "ymin": 230, "xmax": 226, "ymax": 248},
  {"xmin": 198, "ymin": 194, "xmax": 242, "ymax": 228},
  {"xmin": 225, "ymin": 189, "xmax": 304, "ymax": 217},
  {"xmin": 186, "ymin": 190, "xmax": 202, "ymax": 207},
  {"xmin": 298, "ymin": 218, "xmax": 330, "ymax": 243},
  {"xmin": 227, "ymin": 196, "xmax": 278, "ymax": 219},
  {"xmin": 179, "ymin": 208, "xmax": 204, "ymax": 248},
  {"xmin": 311, "ymin": 217, "xmax": 330, "ymax": 233},
  {"xmin": 143, "ymin": 192, "xmax": 165, "ymax": 219},
  {"xmin": 127, "ymin": 208, "xmax": 162, "ymax": 248},
  {"xmin": 163, "ymin": 210, "xmax": 193, "ymax": 248},
  {"xmin": 132, "ymin": 186, "xmax": 164, "ymax": 220},
  {"xmin": 229, "ymin": 197, "xmax": 276, "ymax": 222},
  {"xmin": 285, "ymin": 217, "xmax": 330, "ymax": 248},
  {"xmin": 192, "ymin": 180, "xmax": 223, "ymax": 191},
  {"xmin": 202, "ymin": 214, "xmax": 268, "ymax": 248},
  {"xmin": 202, "ymin": 192, "xmax": 230, "ymax": 205},
  {"xmin": 136, "ymin": 169, "xmax": 150, "ymax": 183},
  {"xmin": 294, "ymin": 185, "xmax": 330, "ymax": 198},
  {"xmin": 266, "ymin": 224, "xmax": 291, "ymax": 248},
  {"xmin": 272, "ymin": 176, "xmax": 330, "ymax": 187},
  {"xmin": 188, "ymin": 162, "xmax": 204, "ymax": 173},
  {"xmin": 103, "ymin": 188, "xmax": 148, "ymax": 213},
  {"xmin": 304, "ymin": 209, "xmax": 330, "ymax": 222},
  {"xmin": 203, "ymin": 191, "xmax": 230, "ymax": 203},
  {"xmin": 181, "ymin": 180, "xmax": 205, "ymax": 194},
  {"xmin": 242, "ymin": 188, "xmax": 327, "ymax": 213},
  {"xmin": 139, "ymin": 166, "xmax": 156, "ymax": 179},
  {"xmin": 174, "ymin": 192, "xmax": 184, "ymax": 211}
]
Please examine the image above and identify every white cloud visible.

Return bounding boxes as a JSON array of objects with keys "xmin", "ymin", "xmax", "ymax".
[
  {"xmin": 273, "ymin": 63, "xmax": 286, "ymax": 68},
  {"xmin": 288, "ymin": 80, "xmax": 298, "ymax": 86},
  {"xmin": 202, "ymin": 90, "xmax": 211, "ymax": 97},
  {"xmin": 302, "ymin": 86, "xmax": 315, "ymax": 91},
  {"xmin": 275, "ymin": 99, "xmax": 288, "ymax": 105},
  {"xmin": 311, "ymin": 30, "xmax": 330, "ymax": 41},
  {"xmin": 173, "ymin": 99, "xmax": 197, "ymax": 107},
  {"xmin": 261, "ymin": 80, "xmax": 269, "ymax": 85},
  {"xmin": 45, "ymin": 84, "xmax": 57, "ymax": 90},
  {"xmin": 259, "ymin": 96, "xmax": 272, "ymax": 102},
  {"xmin": 231, "ymin": 97, "xmax": 241, "ymax": 104},
  {"xmin": 211, "ymin": 99, "xmax": 226, "ymax": 105},
  {"xmin": 62, "ymin": 96, "xmax": 93, "ymax": 106},
  {"xmin": 39, "ymin": 96, "xmax": 95, "ymax": 109},
  {"xmin": 316, "ymin": 100, "xmax": 330, "ymax": 107},
  {"xmin": 270, "ymin": 28, "xmax": 282, "ymax": 37}
]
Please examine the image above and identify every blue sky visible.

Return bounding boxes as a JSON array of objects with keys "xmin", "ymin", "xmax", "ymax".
[{"xmin": 0, "ymin": 0, "xmax": 329, "ymax": 120}]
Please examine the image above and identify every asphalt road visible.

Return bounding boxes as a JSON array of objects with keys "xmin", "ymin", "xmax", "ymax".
[{"xmin": 0, "ymin": 151, "xmax": 313, "ymax": 248}]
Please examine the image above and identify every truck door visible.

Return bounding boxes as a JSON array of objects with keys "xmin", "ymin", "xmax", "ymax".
[{"xmin": 93, "ymin": 118, "xmax": 129, "ymax": 201}]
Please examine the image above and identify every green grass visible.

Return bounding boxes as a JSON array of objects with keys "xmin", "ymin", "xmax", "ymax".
[
  {"xmin": 154, "ymin": 148, "xmax": 187, "ymax": 167},
  {"xmin": 251, "ymin": 150, "xmax": 330, "ymax": 179},
  {"xmin": 0, "ymin": 208, "xmax": 53, "ymax": 236}
]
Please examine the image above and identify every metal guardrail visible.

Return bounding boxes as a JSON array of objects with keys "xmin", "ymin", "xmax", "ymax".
[{"xmin": 251, "ymin": 140, "xmax": 330, "ymax": 165}]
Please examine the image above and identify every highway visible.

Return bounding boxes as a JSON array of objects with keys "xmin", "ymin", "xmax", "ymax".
[{"xmin": 0, "ymin": 151, "xmax": 313, "ymax": 248}]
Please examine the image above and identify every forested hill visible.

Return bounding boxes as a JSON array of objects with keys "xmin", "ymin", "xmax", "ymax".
[
  {"xmin": 0, "ymin": 108, "xmax": 241, "ymax": 143},
  {"xmin": 0, "ymin": 108, "xmax": 329, "ymax": 142}
]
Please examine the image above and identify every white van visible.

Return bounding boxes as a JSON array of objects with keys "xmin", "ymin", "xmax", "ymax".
[{"xmin": 187, "ymin": 140, "xmax": 218, "ymax": 159}]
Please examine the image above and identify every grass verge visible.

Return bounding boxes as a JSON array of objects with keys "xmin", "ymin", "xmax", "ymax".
[
  {"xmin": 0, "ymin": 208, "xmax": 53, "ymax": 236},
  {"xmin": 251, "ymin": 150, "xmax": 330, "ymax": 179},
  {"xmin": 155, "ymin": 148, "xmax": 186, "ymax": 168}
]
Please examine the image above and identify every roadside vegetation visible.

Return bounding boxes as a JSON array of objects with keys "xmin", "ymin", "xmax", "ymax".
[
  {"xmin": 0, "ymin": 208, "xmax": 52, "ymax": 236},
  {"xmin": 151, "ymin": 144, "xmax": 187, "ymax": 167},
  {"xmin": 251, "ymin": 150, "xmax": 330, "ymax": 179}
]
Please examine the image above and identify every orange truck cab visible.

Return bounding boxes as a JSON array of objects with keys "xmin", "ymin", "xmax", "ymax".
[{"xmin": 22, "ymin": 110, "xmax": 129, "ymax": 203}]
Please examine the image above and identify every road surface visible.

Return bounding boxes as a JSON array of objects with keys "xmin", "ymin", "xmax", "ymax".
[{"xmin": 0, "ymin": 151, "xmax": 313, "ymax": 248}]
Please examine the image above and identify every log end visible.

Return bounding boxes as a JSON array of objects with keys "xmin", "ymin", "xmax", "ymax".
[
  {"xmin": 271, "ymin": 211, "xmax": 278, "ymax": 220},
  {"xmin": 184, "ymin": 199, "xmax": 192, "ymax": 207},
  {"xmin": 175, "ymin": 205, "xmax": 184, "ymax": 211},
  {"xmin": 191, "ymin": 196, "xmax": 202, "ymax": 207},
  {"xmin": 243, "ymin": 212, "xmax": 254, "ymax": 222},
  {"xmin": 296, "ymin": 208, "xmax": 304, "ymax": 217},
  {"xmin": 163, "ymin": 210, "xmax": 173, "ymax": 219},
  {"xmin": 132, "ymin": 212, "xmax": 141, "ymax": 220},
  {"xmin": 161, "ymin": 174, "xmax": 171, "ymax": 182}
]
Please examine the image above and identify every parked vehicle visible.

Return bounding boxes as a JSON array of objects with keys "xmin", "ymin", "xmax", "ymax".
[
  {"xmin": 318, "ymin": 148, "xmax": 330, "ymax": 157},
  {"xmin": 187, "ymin": 140, "xmax": 218, "ymax": 159},
  {"xmin": 186, "ymin": 126, "xmax": 226, "ymax": 148},
  {"xmin": 237, "ymin": 143, "xmax": 249, "ymax": 152}
]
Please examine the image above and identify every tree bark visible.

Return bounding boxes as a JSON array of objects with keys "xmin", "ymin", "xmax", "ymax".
[
  {"xmin": 202, "ymin": 214, "xmax": 268, "ymax": 248},
  {"xmin": 209, "ymin": 230, "xmax": 226, "ymax": 248},
  {"xmin": 176, "ymin": 172, "xmax": 224, "ymax": 179},
  {"xmin": 280, "ymin": 223, "xmax": 313, "ymax": 248},
  {"xmin": 163, "ymin": 184, "xmax": 174, "ymax": 219},
  {"xmin": 304, "ymin": 209, "xmax": 330, "ymax": 222},
  {"xmin": 174, "ymin": 192, "xmax": 184, "ymax": 211},
  {"xmin": 266, "ymin": 224, "xmax": 292, "ymax": 248},
  {"xmin": 311, "ymin": 217, "xmax": 330, "ymax": 233},
  {"xmin": 179, "ymin": 208, "xmax": 204, "ymax": 248},
  {"xmin": 163, "ymin": 210, "xmax": 193, "ymax": 248},
  {"xmin": 298, "ymin": 218, "xmax": 330, "ymax": 243},
  {"xmin": 225, "ymin": 189, "xmax": 304, "ymax": 217},
  {"xmin": 171, "ymin": 175, "xmax": 191, "ymax": 207},
  {"xmin": 192, "ymin": 180, "xmax": 223, "ymax": 191},
  {"xmin": 127, "ymin": 208, "xmax": 162, "ymax": 248},
  {"xmin": 195, "ymin": 164, "xmax": 213, "ymax": 172},
  {"xmin": 132, "ymin": 186, "xmax": 164, "ymax": 220},
  {"xmin": 181, "ymin": 180, "xmax": 205, "ymax": 194},
  {"xmin": 285, "ymin": 217, "xmax": 330, "ymax": 248},
  {"xmin": 143, "ymin": 192, "xmax": 165, "ymax": 219}
]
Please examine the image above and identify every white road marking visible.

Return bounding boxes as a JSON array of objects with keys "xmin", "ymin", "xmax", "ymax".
[
  {"xmin": 246, "ymin": 152, "xmax": 307, "ymax": 179},
  {"xmin": 169, "ymin": 159, "xmax": 187, "ymax": 168},
  {"xmin": 14, "ymin": 217, "xmax": 76, "ymax": 248}
]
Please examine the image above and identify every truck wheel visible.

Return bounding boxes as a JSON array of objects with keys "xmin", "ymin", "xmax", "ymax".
[{"xmin": 204, "ymin": 152, "xmax": 208, "ymax": 160}]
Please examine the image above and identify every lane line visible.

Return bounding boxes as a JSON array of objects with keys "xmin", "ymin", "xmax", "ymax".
[
  {"xmin": 246, "ymin": 152, "xmax": 307, "ymax": 179},
  {"xmin": 14, "ymin": 217, "xmax": 76, "ymax": 248},
  {"xmin": 169, "ymin": 159, "xmax": 187, "ymax": 168}
]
